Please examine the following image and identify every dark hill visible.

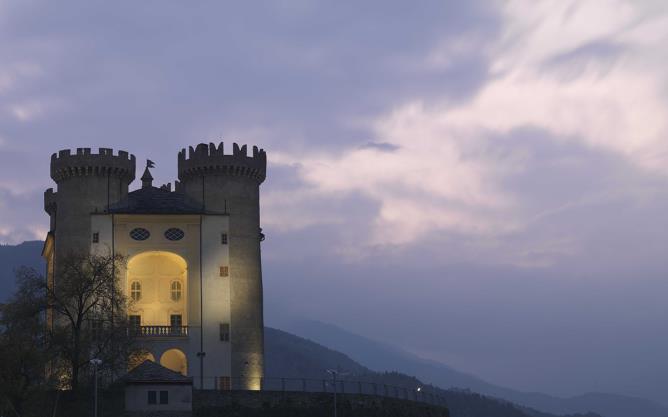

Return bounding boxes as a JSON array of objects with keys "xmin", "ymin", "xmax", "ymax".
[
  {"xmin": 0, "ymin": 241, "xmax": 650, "ymax": 417},
  {"xmin": 264, "ymin": 327, "xmax": 598, "ymax": 417},
  {"xmin": 0, "ymin": 240, "xmax": 42, "ymax": 301},
  {"xmin": 283, "ymin": 319, "xmax": 668, "ymax": 417}
]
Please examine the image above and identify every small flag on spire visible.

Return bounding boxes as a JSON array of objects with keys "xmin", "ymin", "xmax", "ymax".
[{"xmin": 147, "ymin": 159, "xmax": 155, "ymax": 168}]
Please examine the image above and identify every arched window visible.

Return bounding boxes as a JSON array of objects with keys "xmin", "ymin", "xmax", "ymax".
[
  {"xmin": 170, "ymin": 281, "xmax": 182, "ymax": 302},
  {"xmin": 130, "ymin": 281, "xmax": 141, "ymax": 301}
]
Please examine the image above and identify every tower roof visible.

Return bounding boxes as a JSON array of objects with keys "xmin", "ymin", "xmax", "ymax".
[
  {"xmin": 106, "ymin": 186, "xmax": 204, "ymax": 214},
  {"xmin": 140, "ymin": 167, "xmax": 153, "ymax": 188}
]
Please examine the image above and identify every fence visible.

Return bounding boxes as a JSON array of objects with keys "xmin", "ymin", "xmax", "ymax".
[{"xmin": 197, "ymin": 376, "xmax": 448, "ymax": 408}]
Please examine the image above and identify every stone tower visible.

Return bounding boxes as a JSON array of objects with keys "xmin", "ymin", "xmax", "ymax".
[
  {"xmin": 44, "ymin": 148, "xmax": 136, "ymax": 267},
  {"xmin": 178, "ymin": 142, "xmax": 266, "ymax": 389}
]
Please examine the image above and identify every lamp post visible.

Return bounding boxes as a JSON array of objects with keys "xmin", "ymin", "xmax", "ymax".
[
  {"xmin": 90, "ymin": 358, "xmax": 102, "ymax": 417},
  {"xmin": 326, "ymin": 369, "xmax": 338, "ymax": 417}
]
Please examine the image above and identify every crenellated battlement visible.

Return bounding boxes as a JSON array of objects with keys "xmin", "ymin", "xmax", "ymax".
[
  {"xmin": 178, "ymin": 142, "xmax": 266, "ymax": 183},
  {"xmin": 50, "ymin": 147, "xmax": 136, "ymax": 183}
]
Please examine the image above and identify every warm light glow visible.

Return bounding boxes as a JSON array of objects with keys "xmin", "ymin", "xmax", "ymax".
[
  {"xmin": 247, "ymin": 379, "xmax": 261, "ymax": 391},
  {"xmin": 127, "ymin": 251, "xmax": 188, "ymax": 326},
  {"xmin": 160, "ymin": 348, "xmax": 188, "ymax": 376},
  {"xmin": 128, "ymin": 351, "xmax": 155, "ymax": 370},
  {"xmin": 130, "ymin": 281, "xmax": 141, "ymax": 301},
  {"xmin": 170, "ymin": 280, "xmax": 182, "ymax": 301}
]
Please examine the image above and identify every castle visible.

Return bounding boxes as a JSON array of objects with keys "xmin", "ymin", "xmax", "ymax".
[{"xmin": 42, "ymin": 142, "xmax": 266, "ymax": 390}]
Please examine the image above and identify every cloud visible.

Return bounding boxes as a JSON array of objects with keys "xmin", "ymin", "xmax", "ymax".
[
  {"xmin": 450, "ymin": 0, "xmax": 668, "ymax": 172},
  {"xmin": 357, "ymin": 142, "xmax": 400, "ymax": 152},
  {"xmin": 0, "ymin": 187, "xmax": 45, "ymax": 244},
  {"xmin": 266, "ymin": 0, "xmax": 668, "ymax": 262},
  {"xmin": 1, "ymin": 0, "xmax": 668, "ymax": 404}
]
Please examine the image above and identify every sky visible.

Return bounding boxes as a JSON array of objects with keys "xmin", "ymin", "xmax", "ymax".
[{"xmin": 1, "ymin": 0, "xmax": 668, "ymax": 404}]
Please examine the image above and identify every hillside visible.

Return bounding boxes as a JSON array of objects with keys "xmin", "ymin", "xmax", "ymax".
[
  {"xmin": 0, "ymin": 240, "xmax": 43, "ymax": 301},
  {"xmin": 0, "ymin": 241, "xmax": 661, "ymax": 417},
  {"xmin": 283, "ymin": 320, "xmax": 668, "ymax": 417},
  {"xmin": 265, "ymin": 327, "xmax": 598, "ymax": 417}
]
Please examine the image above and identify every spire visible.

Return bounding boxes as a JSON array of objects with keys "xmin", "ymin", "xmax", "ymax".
[{"xmin": 141, "ymin": 159, "xmax": 154, "ymax": 188}]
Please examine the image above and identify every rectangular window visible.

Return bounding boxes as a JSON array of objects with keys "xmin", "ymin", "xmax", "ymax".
[
  {"xmin": 148, "ymin": 390, "xmax": 156, "ymax": 404},
  {"xmin": 219, "ymin": 376, "xmax": 231, "ymax": 391},
  {"xmin": 92, "ymin": 232, "xmax": 99, "ymax": 243},
  {"xmin": 219, "ymin": 323, "xmax": 230, "ymax": 342},
  {"xmin": 159, "ymin": 390, "xmax": 168, "ymax": 404},
  {"xmin": 219, "ymin": 266, "xmax": 229, "ymax": 277},
  {"xmin": 170, "ymin": 314, "xmax": 182, "ymax": 328},
  {"xmin": 221, "ymin": 233, "xmax": 228, "ymax": 245}
]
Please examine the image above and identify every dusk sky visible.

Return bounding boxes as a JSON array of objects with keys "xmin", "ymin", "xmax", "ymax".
[{"xmin": 2, "ymin": 0, "xmax": 668, "ymax": 405}]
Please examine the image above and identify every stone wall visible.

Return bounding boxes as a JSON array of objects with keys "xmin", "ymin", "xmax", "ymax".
[{"xmin": 26, "ymin": 389, "xmax": 449, "ymax": 417}]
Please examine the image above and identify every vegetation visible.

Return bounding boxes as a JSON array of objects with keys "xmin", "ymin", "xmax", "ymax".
[
  {"xmin": 43, "ymin": 252, "xmax": 139, "ymax": 390},
  {"xmin": 0, "ymin": 252, "xmax": 141, "ymax": 416},
  {"xmin": 0, "ymin": 268, "xmax": 51, "ymax": 417}
]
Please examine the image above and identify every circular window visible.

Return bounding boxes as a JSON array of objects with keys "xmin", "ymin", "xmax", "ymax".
[
  {"xmin": 164, "ymin": 228, "xmax": 185, "ymax": 241},
  {"xmin": 130, "ymin": 228, "xmax": 150, "ymax": 241}
]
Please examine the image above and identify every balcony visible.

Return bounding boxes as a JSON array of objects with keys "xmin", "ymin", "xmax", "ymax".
[{"xmin": 131, "ymin": 325, "xmax": 189, "ymax": 338}]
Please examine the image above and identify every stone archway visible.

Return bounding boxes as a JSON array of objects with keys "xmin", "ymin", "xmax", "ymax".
[
  {"xmin": 160, "ymin": 348, "xmax": 188, "ymax": 375},
  {"xmin": 126, "ymin": 251, "xmax": 188, "ymax": 328}
]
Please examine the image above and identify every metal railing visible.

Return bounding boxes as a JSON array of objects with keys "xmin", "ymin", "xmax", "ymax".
[
  {"xmin": 130, "ymin": 325, "xmax": 189, "ymax": 337},
  {"xmin": 198, "ymin": 376, "xmax": 448, "ymax": 407}
]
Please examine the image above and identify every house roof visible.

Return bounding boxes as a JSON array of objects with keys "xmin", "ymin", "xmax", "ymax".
[
  {"xmin": 122, "ymin": 360, "xmax": 193, "ymax": 385},
  {"xmin": 106, "ymin": 186, "xmax": 204, "ymax": 214}
]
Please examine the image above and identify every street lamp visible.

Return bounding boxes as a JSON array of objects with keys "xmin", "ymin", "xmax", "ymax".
[
  {"xmin": 326, "ymin": 369, "xmax": 349, "ymax": 417},
  {"xmin": 90, "ymin": 358, "xmax": 102, "ymax": 417},
  {"xmin": 326, "ymin": 369, "xmax": 340, "ymax": 417}
]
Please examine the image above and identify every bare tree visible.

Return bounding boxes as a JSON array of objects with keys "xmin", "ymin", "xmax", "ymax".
[{"xmin": 44, "ymin": 252, "xmax": 140, "ymax": 391}]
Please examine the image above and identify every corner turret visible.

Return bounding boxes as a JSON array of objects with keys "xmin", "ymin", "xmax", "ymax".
[
  {"xmin": 50, "ymin": 147, "xmax": 136, "ymax": 183},
  {"xmin": 176, "ymin": 141, "xmax": 266, "ymax": 389},
  {"xmin": 46, "ymin": 147, "xmax": 136, "ymax": 259},
  {"xmin": 178, "ymin": 142, "xmax": 266, "ymax": 184}
]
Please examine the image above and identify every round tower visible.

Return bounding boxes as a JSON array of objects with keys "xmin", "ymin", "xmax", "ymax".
[
  {"xmin": 178, "ymin": 142, "xmax": 266, "ymax": 389},
  {"xmin": 46, "ymin": 147, "xmax": 136, "ymax": 260}
]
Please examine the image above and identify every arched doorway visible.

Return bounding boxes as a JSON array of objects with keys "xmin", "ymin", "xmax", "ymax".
[
  {"xmin": 126, "ymin": 251, "xmax": 188, "ymax": 330},
  {"xmin": 160, "ymin": 348, "xmax": 188, "ymax": 375}
]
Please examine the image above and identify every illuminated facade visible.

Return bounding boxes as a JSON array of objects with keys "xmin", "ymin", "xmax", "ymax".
[{"xmin": 42, "ymin": 143, "xmax": 267, "ymax": 389}]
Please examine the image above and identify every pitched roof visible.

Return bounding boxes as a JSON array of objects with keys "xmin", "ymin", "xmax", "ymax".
[
  {"xmin": 122, "ymin": 360, "xmax": 192, "ymax": 385},
  {"xmin": 106, "ymin": 186, "xmax": 204, "ymax": 214}
]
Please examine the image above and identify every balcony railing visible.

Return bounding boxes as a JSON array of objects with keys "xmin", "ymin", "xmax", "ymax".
[{"xmin": 130, "ymin": 325, "xmax": 189, "ymax": 338}]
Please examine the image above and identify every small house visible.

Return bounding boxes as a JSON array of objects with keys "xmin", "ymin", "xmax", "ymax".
[{"xmin": 123, "ymin": 360, "xmax": 193, "ymax": 412}]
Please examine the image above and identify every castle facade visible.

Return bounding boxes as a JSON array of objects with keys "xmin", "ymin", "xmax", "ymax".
[{"xmin": 42, "ymin": 142, "xmax": 266, "ymax": 389}]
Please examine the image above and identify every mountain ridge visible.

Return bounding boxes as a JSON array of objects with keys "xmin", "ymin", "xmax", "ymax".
[
  {"xmin": 280, "ymin": 319, "xmax": 668, "ymax": 417},
  {"xmin": 265, "ymin": 326, "xmax": 599, "ymax": 417},
  {"xmin": 1, "ymin": 241, "xmax": 664, "ymax": 417}
]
